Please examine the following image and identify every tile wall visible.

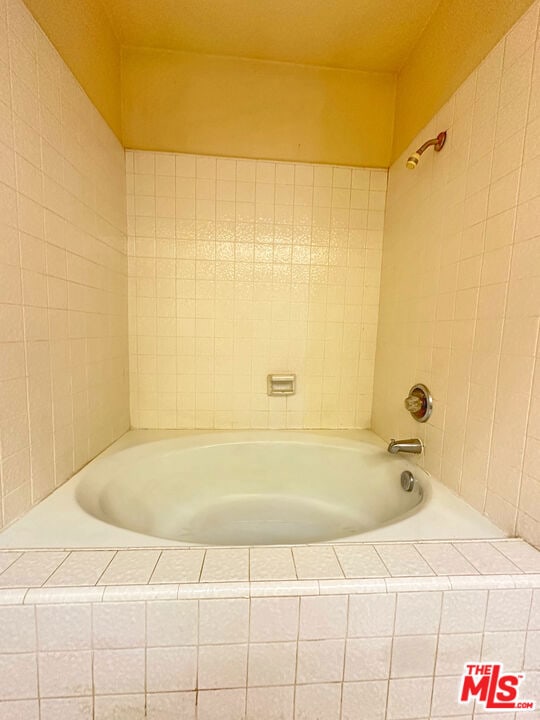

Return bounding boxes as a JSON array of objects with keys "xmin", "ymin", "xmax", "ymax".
[
  {"xmin": 0, "ymin": 538, "xmax": 539, "ymax": 720},
  {"xmin": 373, "ymin": 1, "xmax": 540, "ymax": 545},
  {"xmin": 4, "ymin": 589, "xmax": 540, "ymax": 720},
  {"xmin": 0, "ymin": 0, "xmax": 129, "ymax": 529},
  {"xmin": 126, "ymin": 151, "xmax": 386, "ymax": 429}
]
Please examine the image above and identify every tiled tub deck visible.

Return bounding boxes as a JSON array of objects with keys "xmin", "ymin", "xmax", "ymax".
[{"xmin": 0, "ymin": 539, "xmax": 539, "ymax": 720}]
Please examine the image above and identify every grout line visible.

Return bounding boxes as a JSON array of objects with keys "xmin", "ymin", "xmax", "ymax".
[
  {"xmin": 427, "ymin": 589, "xmax": 444, "ymax": 717},
  {"xmin": 332, "ymin": 546, "xmax": 346, "ymax": 579},
  {"xmin": 94, "ymin": 550, "xmax": 118, "ymax": 586},
  {"xmin": 514, "ymin": 321, "xmax": 540, "ymax": 535}
]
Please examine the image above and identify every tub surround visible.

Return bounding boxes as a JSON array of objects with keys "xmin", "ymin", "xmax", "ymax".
[
  {"xmin": 0, "ymin": 0, "xmax": 130, "ymax": 532},
  {"xmin": 127, "ymin": 152, "xmax": 386, "ymax": 430},
  {"xmin": 0, "ymin": 539, "xmax": 539, "ymax": 719},
  {"xmin": 373, "ymin": 0, "xmax": 540, "ymax": 546}
]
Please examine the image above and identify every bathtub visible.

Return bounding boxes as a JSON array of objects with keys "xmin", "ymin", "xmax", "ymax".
[{"xmin": 0, "ymin": 430, "xmax": 505, "ymax": 548}]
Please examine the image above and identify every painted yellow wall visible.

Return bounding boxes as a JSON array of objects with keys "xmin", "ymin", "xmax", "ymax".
[
  {"xmin": 121, "ymin": 47, "xmax": 396, "ymax": 167},
  {"xmin": 393, "ymin": 0, "xmax": 536, "ymax": 159},
  {"xmin": 22, "ymin": 0, "xmax": 122, "ymax": 138},
  {"xmin": 23, "ymin": 0, "xmax": 537, "ymax": 167},
  {"xmin": 87, "ymin": 0, "xmax": 441, "ymax": 73}
]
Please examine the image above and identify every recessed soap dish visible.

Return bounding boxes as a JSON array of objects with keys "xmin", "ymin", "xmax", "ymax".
[{"xmin": 267, "ymin": 374, "xmax": 296, "ymax": 396}]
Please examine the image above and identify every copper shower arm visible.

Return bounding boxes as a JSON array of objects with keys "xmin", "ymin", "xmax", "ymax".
[
  {"xmin": 406, "ymin": 131, "xmax": 447, "ymax": 169},
  {"xmin": 417, "ymin": 131, "xmax": 447, "ymax": 155}
]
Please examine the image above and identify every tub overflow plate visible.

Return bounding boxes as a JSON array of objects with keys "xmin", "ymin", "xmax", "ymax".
[{"xmin": 401, "ymin": 470, "xmax": 415, "ymax": 492}]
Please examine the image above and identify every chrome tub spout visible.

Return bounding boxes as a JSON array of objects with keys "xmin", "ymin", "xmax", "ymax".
[{"xmin": 387, "ymin": 438, "xmax": 423, "ymax": 455}]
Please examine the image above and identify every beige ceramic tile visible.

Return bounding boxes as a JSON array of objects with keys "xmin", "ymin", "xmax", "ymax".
[
  {"xmin": 0, "ymin": 0, "xmax": 129, "ymax": 531},
  {"xmin": 127, "ymin": 150, "xmax": 386, "ymax": 430},
  {"xmin": 372, "ymin": 11, "xmax": 540, "ymax": 547}
]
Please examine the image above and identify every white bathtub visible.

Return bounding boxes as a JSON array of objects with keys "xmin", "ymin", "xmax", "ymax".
[{"xmin": 0, "ymin": 430, "xmax": 505, "ymax": 547}]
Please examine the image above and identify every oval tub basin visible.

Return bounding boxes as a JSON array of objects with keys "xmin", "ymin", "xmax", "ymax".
[{"xmin": 76, "ymin": 432, "xmax": 426, "ymax": 545}]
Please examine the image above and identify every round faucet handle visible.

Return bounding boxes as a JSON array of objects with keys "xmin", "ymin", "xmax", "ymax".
[{"xmin": 404, "ymin": 394, "xmax": 423, "ymax": 413}]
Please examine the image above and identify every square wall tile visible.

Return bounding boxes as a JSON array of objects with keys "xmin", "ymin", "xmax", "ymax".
[
  {"xmin": 483, "ymin": 630, "xmax": 526, "ymax": 669},
  {"xmin": 92, "ymin": 602, "xmax": 145, "ymax": 649},
  {"xmin": 391, "ymin": 635, "xmax": 437, "ymax": 678},
  {"xmin": 395, "ymin": 592, "xmax": 442, "ymax": 636},
  {"xmin": 485, "ymin": 589, "xmax": 532, "ymax": 631},
  {"xmin": 348, "ymin": 593, "xmax": 396, "ymax": 637},
  {"xmin": 341, "ymin": 681, "xmax": 388, "ymax": 720},
  {"xmin": 294, "ymin": 683, "xmax": 341, "ymax": 720},
  {"xmin": 37, "ymin": 604, "xmax": 90, "ymax": 651},
  {"xmin": 387, "ymin": 677, "xmax": 432, "ymax": 720},
  {"xmin": 431, "ymin": 675, "xmax": 469, "ymax": 718},
  {"xmin": 299, "ymin": 595, "xmax": 348, "ymax": 640},
  {"xmin": 39, "ymin": 697, "xmax": 92, "ymax": 720},
  {"xmin": 146, "ymin": 692, "xmax": 196, "ymax": 720},
  {"xmin": 440, "ymin": 590, "xmax": 488, "ymax": 634},
  {"xmin": 146, "ymin": 600, "xmax": 198, "ymax": 646},
  {"xmin": 199, "ymin": 599, "xmax": 249, "ymax": 644},
  {"xmin": 250, "ymin": 597, "xmax": 299, "ymax": 643},
  {"xmin": 344, "ymin": 637, "xmax": 391, "ymax": 681},
  {"xmin": 296, "ymin": 639, "xmax": 345, "ymax": 684},
  {"xmin": 436, "ymin": 633, "xmax": 483, "ymax": 674},
  {"xmin": 146, "ymin": 646, "xmax": 198, "ymax": 692},
  {"xmin": 0, "ymin": 606, "xmax": 36, "ymax": 652},
  {"xmin": 93, "ymin": 649, "xmax": 145, "ymax": 695},
  {"xmin": 38, "ymin": 651, "xmax": 91, "ymax": 698},
  {"xmin": 198, "ymin": 644, "xmax": 248, "ymax": 690},
  {"xmin": 94, "ymin": 694, "xmax": 145, "ymax": 720},
  {"xmin": 196, "ymin": 689, "xmax": 246, "ymax": 720},
  {"xmin": 246, "ymin": 686, "xmax": 294, "ymax": 720},
  {"xmin": 248, "ymin": 642, "xmax": 297, "ymax": 686},
  {"xmin": 0, "ymin": 653, "xmax": 37, "ymax": 700}
]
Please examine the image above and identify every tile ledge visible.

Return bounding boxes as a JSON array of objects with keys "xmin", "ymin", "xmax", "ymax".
[{"xmin": 0, "ymin": 573, "xmax": 534, "ymax": 604}]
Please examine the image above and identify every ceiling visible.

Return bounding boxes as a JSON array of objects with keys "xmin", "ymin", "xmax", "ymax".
[{"xmin": 102, "ymin": 0, "xmax": 441, "ymax": 73}]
